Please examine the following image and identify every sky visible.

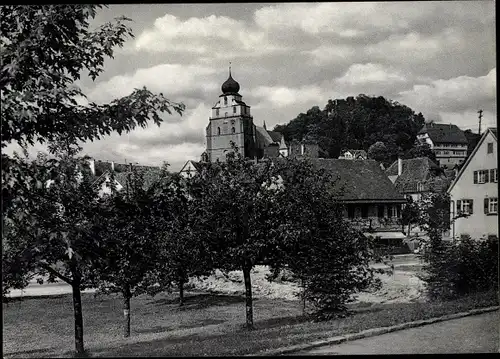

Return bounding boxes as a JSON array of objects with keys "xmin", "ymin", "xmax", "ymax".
[{"xmin": 5, "ymin": 2, "xmax": 496, "ymax": 170}]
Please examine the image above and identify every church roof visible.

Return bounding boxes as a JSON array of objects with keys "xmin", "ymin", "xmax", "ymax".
[
  {"xmin": 255, "ymin": 125, "xmax": 275, "ymax": 147},
  {"xmin": 267, "ymin": 130, "xmax": 283, "ymax": 143}
]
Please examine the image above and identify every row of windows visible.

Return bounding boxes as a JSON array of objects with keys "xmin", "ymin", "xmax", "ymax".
[
  {"xmin": 215, "ymin": 106, "xmax": 247, "ymax": 117},
  {"xmin": 437, "ymin": 143, "xmax": 467, "ymax": 148},
  {"xmin": 346, "ymin": 205, "xmax": 399, "ymax": 219},
  {"xmin": 435, "ymin": 150, "xmax": 466, "ymax": 155},
  {"xmin": 473, "ymin": 169, "xmax": 498, "ymax": 184},
  {"xmin": 457, "ymin": 197, "xmax": 498, "ymax": 215}
]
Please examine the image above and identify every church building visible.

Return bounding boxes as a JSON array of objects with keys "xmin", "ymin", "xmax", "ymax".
[{"xmin": 204, "ymin": 68, "xmax": 288, "ymax": 162}]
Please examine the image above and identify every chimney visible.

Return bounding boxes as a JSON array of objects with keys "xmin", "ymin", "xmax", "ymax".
[
  {"xmin": 398, "ymin": 157, "xmax": 403, "ymax": 176},
  {"xmin": 87, "ymin": 158, "xmax": 95, "ymax": 176}
]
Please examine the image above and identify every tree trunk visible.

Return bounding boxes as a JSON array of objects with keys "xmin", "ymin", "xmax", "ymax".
[
  {"xmin": 301, "ymin": 278, "xmax": 306, "ymax": 315},
  {"xmin": 178, "ymin": 277, "xmax": 185, "ymax": 307},
  {"xmin": 122, "ymin": 284, "xmax": 131, "ymax": 338},
  {"xmin": 242, "ymin": 265, "xmax": 254, "ymax": 330},
  {"xmin": 71, "ymin": 278, "xmax": 85, "ymax": 355}
]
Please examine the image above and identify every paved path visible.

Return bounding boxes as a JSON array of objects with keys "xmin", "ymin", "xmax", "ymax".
[
  {"xmin": 296, "ymin": 311, "xmax": 499, "ymax": 355},
  {"xmin": 6, "ymin": 280, "xmax": 96, "ymax": 298}
]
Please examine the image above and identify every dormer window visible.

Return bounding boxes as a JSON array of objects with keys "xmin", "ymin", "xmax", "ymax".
[
  {"xmin": 216, "ymin": 109, "xmax": 219, "ymax": 116},
  {"xmin": 233, "ymin": 106, "xmax": 236, "ymax": 114},
  {"xmin": 224, "ymin": 96, "xmax": 227, "ymax": 105}
]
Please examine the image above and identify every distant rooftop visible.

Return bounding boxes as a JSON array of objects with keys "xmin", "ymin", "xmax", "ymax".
[{"xmin": 418, "ymin": 123, "xmax": 468, "ymax": 144}]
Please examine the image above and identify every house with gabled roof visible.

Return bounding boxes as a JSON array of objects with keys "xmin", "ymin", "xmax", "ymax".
[
  {"xmin": 85, "ymin": 159, "xmax": 162, "ymax": 196},
  {"xmin": 385, "ymin": 157, "xmax": 453, "ymax": 201},
  {"xmin": 417, "ymin": 122, "xmax": 468, "ymax": 168},
  {"xmin": 339, "ymin": 149, "xmax": 367, "ymax": 160},
  {"xmin": 303, "ymin": 158, "xmax": 407, "ymax": 242},
  {"xmin": 447, "ymin": 127, "xmax": 498, "ymax": 240}
]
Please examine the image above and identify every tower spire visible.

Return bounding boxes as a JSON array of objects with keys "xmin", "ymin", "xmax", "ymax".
[
  {"xmin": 263, "ymin": 120, "xmax": 267, "ymax": 130},
  {"xmin": 229, "ymin": 61, "xmax": 232, "ymax": 77}
]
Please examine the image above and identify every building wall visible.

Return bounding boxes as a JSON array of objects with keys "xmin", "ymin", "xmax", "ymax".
[
  {"xmin": 433, "ymin": 143, "xmax": 468, "ymax": 168},
  {"xmin": 449, "ymin": 131, "xmax": 498, "ymax": 239},
  {"xmin": 206, "ymin": 117, "xmax": 248, "ymax": 161}
]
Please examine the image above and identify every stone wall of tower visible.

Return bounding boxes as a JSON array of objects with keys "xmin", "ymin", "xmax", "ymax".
[
  {"xmin": 205, "ymin": 71, "xmax": 256, "ymax": 162},
  {"xmin": 206, "ymin": 118, "xmax": 246, "ymax": 162}
]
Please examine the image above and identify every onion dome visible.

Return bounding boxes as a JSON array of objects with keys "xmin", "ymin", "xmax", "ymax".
[{"xmin": 221, "ymin": 68, "xmax": 240, "ymax": 94}]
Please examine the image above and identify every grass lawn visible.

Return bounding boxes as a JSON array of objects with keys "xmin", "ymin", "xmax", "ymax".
[{"xmin": 3, "ymin": 289, "xmax": 498, "ymax": 357}]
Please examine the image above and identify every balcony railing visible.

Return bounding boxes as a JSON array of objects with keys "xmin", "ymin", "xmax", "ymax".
[{"xmin": 347, "ymin": 217, "xmax": 403, "ymax": 232}]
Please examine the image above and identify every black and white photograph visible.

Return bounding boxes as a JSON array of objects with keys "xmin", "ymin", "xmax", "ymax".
[{"xmin": 1, "ymin": 2, "xmax": 498, "ymax": 357}]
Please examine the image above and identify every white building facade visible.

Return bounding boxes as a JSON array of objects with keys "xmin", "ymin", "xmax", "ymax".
[{"xmin": 447, "ymin": 128, "xmax": 498, "ymax": 240}]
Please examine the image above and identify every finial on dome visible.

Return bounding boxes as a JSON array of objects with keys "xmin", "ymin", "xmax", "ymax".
[{"xmin": 221, "ymin": 64, "xmax": 240, "ymax": 94}]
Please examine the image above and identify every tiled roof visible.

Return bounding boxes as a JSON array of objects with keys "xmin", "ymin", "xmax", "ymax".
[
  {"xmin": 385, "ymin": 157, "xmax": 448, "ymax": 193},
  {"xmin": 180, "ymin": 158, "xmax": 404, "ymax": 202},
  {"xmin": 255, "ymin": 125, "xmax": 274, "ymax": 147},
  {"xmin": 419, "ymin": 123, "xmax": 468, "ymax": 144},
  {"xmin": 301, "ymin": 158, "xmax": 405, "ymax": 202},
  {"xmin": 115, "ymin": 167, "xmax": 164, "ymax": 191},
  {"xmin": 267, "ymin": 130, "xmax": 283, "ymax": 143}
]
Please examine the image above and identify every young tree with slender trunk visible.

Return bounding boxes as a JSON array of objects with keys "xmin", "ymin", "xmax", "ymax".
[
  {"xmin": 268, "ymin": 157, "xmax": 381, "ymax": 319},
  {"xmin": 89, "ymin": 166, "xmax": 160, "ymax": 338},
  {"xmin": 2, "ymin": 143, "xmax": 104, "ymax": 354},
  {"xmin": 1, "ymin": 5, "xmax": 184, "ymax": 354},
  {"xmin": 148, "ymin": 171, "xmax": 215, "ymax": 306},
  {"xmin": 194, "ymin": 144, "xmax": 280, "ymax": 329}
]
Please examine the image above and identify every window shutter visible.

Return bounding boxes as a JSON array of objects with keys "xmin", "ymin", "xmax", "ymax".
[
  {"xmin": 457, "ymin": 200, "xmax": 461, "ymax": 212},
  {"xmin": 469, "ymin": 200, "xmax": 473, "ymax": 214},
  {"xmin": 484, "ymin": 198, "xmax": 489, "ymax": 214},
  {"xmin": 485, "ymin": 170, "xmax": 489, "ymax": 182},
  {"xmin": 473, "ymin": 171, "xmax": 478, "ymax": 184}
]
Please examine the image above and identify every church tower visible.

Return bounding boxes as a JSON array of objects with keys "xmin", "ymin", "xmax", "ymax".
[{"xmin": 205, "ymin": 66, "xmax": 256, "ymax": 162}]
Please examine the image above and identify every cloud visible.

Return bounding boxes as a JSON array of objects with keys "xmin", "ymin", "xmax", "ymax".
[
  {"xmin": 134, "ymin": 13, "xmax": 286, "ymax": 56},
  {"xmin": 302, "ymin": 45, "xmax": 356, "ymax": 66},
  {"xmin": 439, "ymin": 110, "xmax": 496, "ymax": 132},
  {"xmin": 336, "ymin": 63, "xmax": 406, "ymax": 86},
  {"xmin": 365, "ymin": 28, "xmax": 466, "ymax": 66},
  {"xmin": 250, "ymin": 85, "xmax": 325, "ymax": 109},
  {"xmin": 397, "ymin": 68, "xmax": 496, "ymax": 120},
  {"xmin": 87, "ymin": 64, "xmax": 218, "ymax": 104}
]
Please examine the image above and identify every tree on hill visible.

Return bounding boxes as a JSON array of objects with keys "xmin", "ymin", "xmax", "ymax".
[
  {"xmin": 274, "ymin": 95, "xmax": 425, "ymax": 160},
  {"xmin": 367, "ymin": 141, "xmax": 389, "ymax": 163},
  {"xmin": 402, "ymin": 142, "xmax": 437, "ymax": 162}
]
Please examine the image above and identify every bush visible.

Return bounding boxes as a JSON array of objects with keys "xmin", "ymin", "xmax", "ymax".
[{"xmin": 420, "ymin": 236, "xmax": 498, "ymax": 300}]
